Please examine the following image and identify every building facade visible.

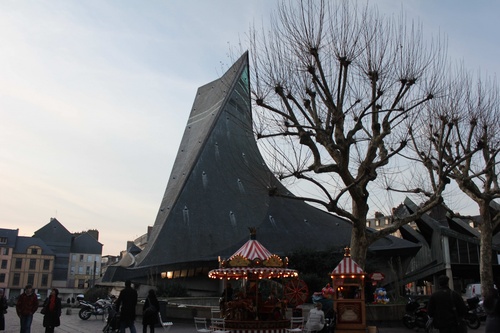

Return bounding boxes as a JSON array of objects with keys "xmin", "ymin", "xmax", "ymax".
[{"xmin": 0, "ymin": 219, "xmax": 103, "ymax": 301}]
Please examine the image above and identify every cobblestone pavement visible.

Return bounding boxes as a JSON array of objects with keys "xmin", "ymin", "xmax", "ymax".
[{"xmin": 2, "ymin": 307, "xmax": 487, "ymax": 333}]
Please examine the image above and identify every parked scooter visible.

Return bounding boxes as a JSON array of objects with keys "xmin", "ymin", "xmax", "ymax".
[
  {"xmin": 79, "ymin": 296, "xmax": 114, "ymax": 320},
  {"xmin": 402, "ymin": 296, "xmax": 430, "ymax": 330},
  {"xmin": 464, "ymin": 296, "xmax": 481, "ymax": 329}
]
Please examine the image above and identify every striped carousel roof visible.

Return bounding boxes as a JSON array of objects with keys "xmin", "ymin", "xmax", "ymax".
[
  {"xmin": 208, "ymin": 228, "xmax": 299, "ymax": 279},
  {"xmin": 331, "ymin": 256, "xmax": 365, "ymax": 275},
  {"xmin": 230, "ymin": 239, "xmax": 273, "ymax": 261}
]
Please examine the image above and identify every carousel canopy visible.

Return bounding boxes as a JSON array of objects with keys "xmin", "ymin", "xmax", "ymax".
[{"xmin": 208, "ymin": 228, "xmax": 299, "ymax": 279}]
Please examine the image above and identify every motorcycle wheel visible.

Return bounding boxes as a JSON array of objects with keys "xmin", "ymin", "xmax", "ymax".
[
  {"xmin": 466, "ymin": 315, "xmax": 481, "ymax": 329},
  {"xmin": 402, "ymin": 315, "xmax": 415, "ymax": 329},
  {"xmin": 79, "ymin": 308, "xmax": 92, "ymax": 320}
]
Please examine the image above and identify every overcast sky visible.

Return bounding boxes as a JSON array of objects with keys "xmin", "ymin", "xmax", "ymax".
[{"xmin": 1, "ymin": 0, "xmax": 499, "ymax": 255}]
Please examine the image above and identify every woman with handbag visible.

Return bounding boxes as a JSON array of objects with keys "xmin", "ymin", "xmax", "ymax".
[
  {"xmin": 142, "ymin": 289, "xmax": 160, "ymax": 333},
  {"xmin": 41, "ymin": 288, "xmax": 62, "ymax": 333}
]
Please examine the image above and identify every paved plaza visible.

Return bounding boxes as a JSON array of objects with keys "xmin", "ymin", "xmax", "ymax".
[{"xmin": 2, "ymin": 307, "xmax": 487, "ymax": 333}]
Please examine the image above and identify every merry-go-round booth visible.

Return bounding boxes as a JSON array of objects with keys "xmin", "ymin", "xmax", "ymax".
[{"xmin": 330, "ymin": 248, "xmax": 366, "ymax": 333}]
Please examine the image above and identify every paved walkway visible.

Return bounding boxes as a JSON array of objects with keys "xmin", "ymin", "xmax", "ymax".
[{"xmin": 2, "ymin": 307, "xmax": 487, "ymax": 333}]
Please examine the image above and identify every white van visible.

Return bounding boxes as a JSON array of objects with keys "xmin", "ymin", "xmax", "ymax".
[{"xmin": 464, "ymin": 283, "xmax": 482, "ymax": 299}]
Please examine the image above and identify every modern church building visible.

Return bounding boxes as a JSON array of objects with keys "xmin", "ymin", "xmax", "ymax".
[{"xmin": 102, "ymin": 53, "xmax": 421, "ymax": 295}]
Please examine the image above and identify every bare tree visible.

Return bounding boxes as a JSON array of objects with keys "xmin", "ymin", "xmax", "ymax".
[
  {"xmin": 248, "ymin": 0, "xmax": 449, "ymax": 268},
  {"xmin": 411, "ymin": 67, "xmax": 500, "ymax": 298}
]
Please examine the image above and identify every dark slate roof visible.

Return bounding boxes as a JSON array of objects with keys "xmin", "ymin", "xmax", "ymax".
[
  {"xmin": 0, "ymin": 228, "xmax": 19, "ymax": 247},
  {"xmin": 70, "ymin": 232, "xmax": 103, "ymax": 254},
  {"xmin": 114, "ymin": 51, "xmax": 420, "ymax": 276},
  {"xmin": 13, "ymin": 236, "xmax": 54, "ymax": 255},
  {"xmin": 33, "ymin": 218, "xmax": 73, "ymax": 253}
]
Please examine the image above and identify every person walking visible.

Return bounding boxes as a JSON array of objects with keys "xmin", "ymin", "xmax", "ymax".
[
  {"xmin": 305, "ymin": 302, "xmax": 325, "ymax": 332},
  {"xmin": 142, "ymin": 289, "xmax": 160, "ymax": 333},
  {"xmin": 427, "ymin": 275, "xmax": 467, "ymax": 333},
  {"xmin": 0, "ymin": 288, "xmax": 8, "ymax": 331},
  {"xmin": 41, "ymin": 288, "xmax": 62, "ymax": 333},
  {"xmin": 115, "ymin": 280, "xmax": 138, "ymax": 333},
  {"xmin": 16, "ymin": 284, "xmax": 39, "ymax": 333}
]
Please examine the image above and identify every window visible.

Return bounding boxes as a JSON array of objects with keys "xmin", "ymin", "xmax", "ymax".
[
  {"xmin": 41, "ymin": 274, "xmax": 48, "ymax": 287},
  {"xmin": 1, "ymin": 247, "xmax": 8, "ymax": 255},
  {"xmin": 70, "ymin": 266, "xmax": 75, "ymax": 275},
  {"xmin": 0, "ymin": 237, "xmax": 7, "ymax": 244},
  {"xmin": 1, "ymin": 260, "xmax": 7, "ymax": 269},
  {"xmin": 29, "ymin": 259, "xmax": 36, "ymax": 270},
  {"xmin": 77, "ymin": 279, "xmax": 85, "ymax": 289},
  {"xmin": 79, "ymin": 255, "xmax": 84, "ymax": 262},
  {"xmin": 27, "ymin": 273, "xmax": 34, "ymax": 285},
  {"xmin": 87, "ymin": 255, "xmax": 93, "ymax": 262},
  {"xmin": 30, "ymin": 248, "xmax": 38, "ymax": 255},
  {"xmin": 78, "ymin": 266, "xmax": 83, "ymax": 274},
  {"xmin": 72, "ymin": 254, "xmax": 77, "ymax": 262},
  {"xmin": 86, "ymin": 266, "xmax": 91, "ymax": 275},
  {"xmin": 375, "ymin": 219, "xmax": 380, "ymax": 226},
  {"xmin": 13, "ymin": 273, "xmax": 20, "ymax": 286},
  {"xmin": 0, "ymin": 273, "xmax": 5, "ymax": 283},
  {"xmin": 15, "ymin": 258, "xmax": 22, "ymax": 269},
  {"xmin": 43, "ymin": 259, "xmax": 50, "ymax": 270}
]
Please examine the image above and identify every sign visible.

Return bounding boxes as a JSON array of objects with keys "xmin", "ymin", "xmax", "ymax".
[{"xmin": 369, "ymin": 272, "xmax": 385, "ymax": 281}]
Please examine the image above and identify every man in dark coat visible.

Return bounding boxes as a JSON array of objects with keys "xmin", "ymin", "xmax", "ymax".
[
  {"xmin": 115, "ymin": 280, "xmax": 138, "ymax": 333},
  {"xmin": 16, "ymin": 284, "xmax": 39, "ymax": 333},
  {"xmin": 427, "ymin": 275, "xmax": 467, "ymax": 333}
]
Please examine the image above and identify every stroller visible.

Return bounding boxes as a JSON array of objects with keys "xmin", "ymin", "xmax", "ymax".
[{"xmin": 103, "ymin": 304, "xmax": 120, "ymax": 332}]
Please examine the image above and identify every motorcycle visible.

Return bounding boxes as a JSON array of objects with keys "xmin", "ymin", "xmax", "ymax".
[
  {"xmin": 464, "ymin": 296, "xmax": 481, "ymax": 329},
  {"xmin": 79, "ymin": 296, "xmax": 114, "ymax": 320},
  {"xmin": 402, "ymin": 296, "xmax": 430, "ymax": 330}
]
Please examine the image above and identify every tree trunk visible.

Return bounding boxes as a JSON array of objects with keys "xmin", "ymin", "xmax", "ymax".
[
  {"xmin": 479, "ymin": 201, "xmax": 495, "ymax": 299},
  {"xmin": 350, "ymin": 226, "xmax": 368, "ymax": 269}
]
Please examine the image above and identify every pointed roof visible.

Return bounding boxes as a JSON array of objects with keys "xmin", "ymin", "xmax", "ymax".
[
  {"xmin": 330, "ymin": 248, "xmax": 365, "ymax": 276},
  {"xmin": 230, "ymin": 230, "xmax": 273, "ymax": 261},
  {"xmin": 208, "ymin": 228, "xmax": 298, "ymax": 279}
]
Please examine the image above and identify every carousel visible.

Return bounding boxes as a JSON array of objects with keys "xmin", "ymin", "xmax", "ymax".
[{"xmin": 208, "ymin": 228, "xmax": 307, "ymax": 333}]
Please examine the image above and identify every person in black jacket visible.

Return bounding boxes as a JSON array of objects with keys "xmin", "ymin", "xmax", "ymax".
[
  {"xmin": 427, "ymin": 275, "xmax": 467, "ymax": 333},
  {"xmin": 42, "ymin": 288, "xmax": 62, "ymax": 333},
  {"xmin": 115, "ymin": 280, "xmax": 138, "ymax": 333},
  {"xmin": 142, "ymin": 289, "xmax": 160, "ymax": 333}
]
